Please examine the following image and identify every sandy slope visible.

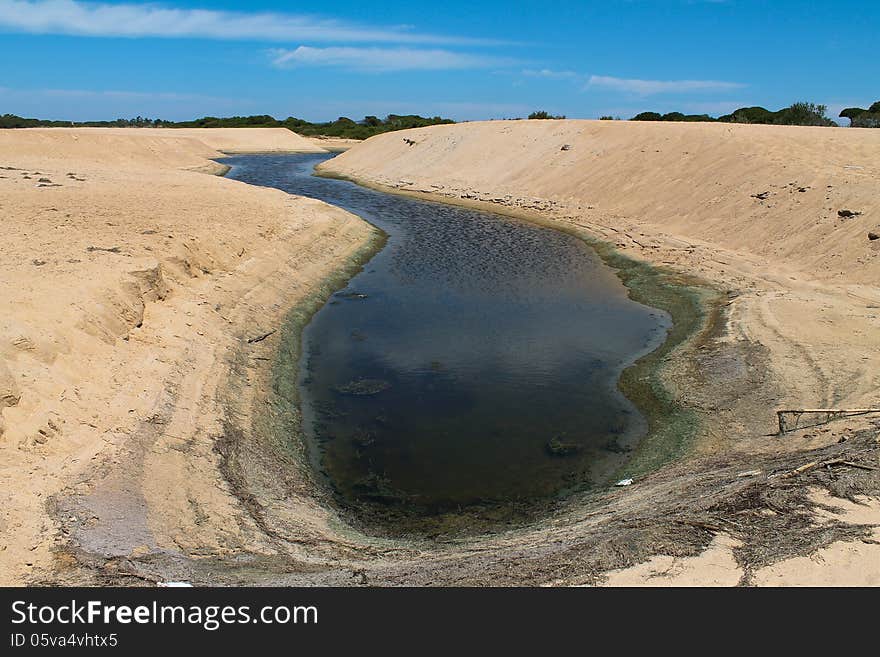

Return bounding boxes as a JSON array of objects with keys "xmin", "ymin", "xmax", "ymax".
[
  {"xmin": 11, "ymin": 126, "xmax": 328, "ymax": 154},
  {"xmin": 323, "ymin": 120, "xmax": 880, "ymax": 283},
  {"xmin": 0, "ymin": 128, "xmax": 372, "ymax": 584},
  {"xmin": 305, "ymin": 136, "xmax": 363, "ymax": 152},
  {"xmin": 320, "ymin": 120, "xmax": 880, "ymax": 585}
]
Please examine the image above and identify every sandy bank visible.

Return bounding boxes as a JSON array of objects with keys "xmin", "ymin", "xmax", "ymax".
[
  {"xmin": 10, "ymin": 126, "xmax": 328, "ymax": 154},
  {"xmin": 0, "ymin": 128, "xmax": 373, "ymax": 584},
  {"xmin": 305, "ymin": 136, "xmax": 363, "ymax": 152},
  {"xmin": 319, "ymin": 119, "xmax": 880, "ymax": 584}
]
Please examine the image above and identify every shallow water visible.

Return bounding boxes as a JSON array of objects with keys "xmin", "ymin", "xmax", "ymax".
[{"xmin": 222, "ymin": 153, "xmax": 671, "ymax": 532}]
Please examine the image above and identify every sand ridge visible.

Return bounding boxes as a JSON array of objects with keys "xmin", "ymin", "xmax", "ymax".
[
  {"xmin": 0, "ymin": 128, "xmax": 371, "ymax": 584},
  {"xmin": 6, "ymin": 126, "xmax": 328, "ymax": 156}
]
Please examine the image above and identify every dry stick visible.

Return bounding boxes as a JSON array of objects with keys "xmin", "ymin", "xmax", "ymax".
[
  {"xmin": 781, "ymin": 458, "xmax": 842, "ymax": 479},
  {"xmin": 777, "ymin": 408, "xmax": 880, "ymax": 434},
  {"xmin": 778, "ymin": 458, "xmax": 876, "ymax": 479},
  {"xmin": 840, "ymin": 461, "xmax": 877, "ymax": 471},
  {"xmin": 675, "ymin": 519, "xmax": 723, "ymax": 532},
  {"xmin": 86, "ymin": 245, "xmax": 122, "ymax": 253},
  {"xmin": 779, "ymin": 461, "xmax": 822, "ymax": 479},
  {"xmin": 624, "ymin": 233, "xmax": 650, "ymax": 249},
  {"xmin": 247, "ymin": 329, "xmax": 276, "ymax": 344}
]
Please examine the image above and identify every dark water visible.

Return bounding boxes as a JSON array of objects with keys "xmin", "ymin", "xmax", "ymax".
[{"xmin": 222, "ymin": 153, "xmax": 671, "ymax": 533}]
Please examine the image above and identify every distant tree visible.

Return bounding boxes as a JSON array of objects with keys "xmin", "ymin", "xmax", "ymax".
[
  {"xmin": 778, "ymin": 102, "xmax": 832, "ymax": 126},
  {"xmin": 631, "ymin": 111, "xmax": 663, "ymax": 121},
  {"xmin": 716, "ymin": 103, "xmax": 832, "ymax": 126},
  {"xmin": 718, "ymin": 106, "xmax": 776, "ymax": 124},
  {"xmin": 528, "ymin": 110, "xmax": 565, "ymax": 119},
  {"xmin": 599, "ymin": 115, "xmax": 615, "ymax": 120},
  {"xmin": 682, "ymin": 113, "xmax": 715, "ymax": 122},
  {"xmin": 839, "ymin": 107, "xmax": 866, "ymax": 125},
  {"xmin": 854, "ymin": 115, "xmax": 880, "ymax": 128},
  {"xmin": 847, "ymin": 102, "xmax": 880, "ymax": 128},
  {"xmin": 0, "ymin": 113, "xmax": 40, "ymax": 128},
  {"xmin": 0, "ymin": 110, "xmax": 456, "ymax": 139}
]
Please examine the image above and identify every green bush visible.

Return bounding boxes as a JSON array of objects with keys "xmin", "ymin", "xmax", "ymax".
[
  {"xmin": 777, "ymin": 102, "xmax": 833, "ymax": 126},
  {"xmin": 717, "ymin": 106, "xmax": 776, "ymax": 124},
  {"xmin": 631, "ymin": 112, "xmax": 663, "ymax": 121},
  {"xmin": 527, "ymin": 110, "xmax": 566, "ymax": 120},
  {"xmin": 853, "ymin": 113, "xmax": 880, "ymax": 128},
  {"xmin": 840, "ymin": 102, "xmax": 880, "ymax": 127},
  {"xmin": 717, "ymin": 103, "xmax": 834, "ymax": 126}
]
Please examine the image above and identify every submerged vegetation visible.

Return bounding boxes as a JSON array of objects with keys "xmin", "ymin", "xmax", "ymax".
[{"xmin": 0, "ymin": 112, "xmax": 455, "ymax": 139}]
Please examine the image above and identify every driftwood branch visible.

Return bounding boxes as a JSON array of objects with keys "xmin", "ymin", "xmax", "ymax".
[
  {"xmin": 246, "ymin": 329, "xmax": 276, "ymax": 344},
  {"xmin": 776, "ymin": 408, "xmax": 880, "ymax": 434},
  {"xmin": 777, "ymin": 458, "xmax": 875, "ymax": 479}
]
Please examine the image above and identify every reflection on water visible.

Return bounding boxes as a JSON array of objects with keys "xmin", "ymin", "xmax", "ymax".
[{"xmin": 222, "ymin": 154, "xmax": 670, "ymax": 533}]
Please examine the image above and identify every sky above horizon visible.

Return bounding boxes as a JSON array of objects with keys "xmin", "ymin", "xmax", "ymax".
[{"xmin": 1, "ymin": 0, "xmax": 877, "ymax": 123}]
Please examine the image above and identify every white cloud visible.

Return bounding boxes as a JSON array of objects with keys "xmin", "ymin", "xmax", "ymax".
[
  {"xmin": 587, "ymin": 75, "xmax": 745, "ymax": 95},
  {"xmin": 270, "ymin": 46, "xmax": 513, "ymax": 72},
  {"xmin": 0, "ymin": 0, "xmax": 493, "ymax": 45},
  {"xmin": 521, "ymin": 68, "xmax": 582, "ymax": 80}
]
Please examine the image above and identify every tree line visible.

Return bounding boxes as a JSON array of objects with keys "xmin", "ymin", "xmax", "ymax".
[
  {"xmin": 5, "ymin": 102, "xmax": 879, "ymax": 132},
  {"xmin": 626, "ymin": 101, "xmax": 880, "ymax": 127},
  {"xmin": 0, "ymin": 113, "xmax": 455, "ymax": 138},
  {"xmin": 838, "ymin": 102, "xmax": 880, "ymax": 128}
]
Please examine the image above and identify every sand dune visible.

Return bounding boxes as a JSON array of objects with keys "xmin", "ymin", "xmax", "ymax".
[
  {"xmin": 323, "ymin": 120, "xmax": 880, "ymax": 285},
  {"xmin": 8, "ymin": 126, "xmax": 327, "ymax": 156},
  {"xmin": 0, "ymin": 128, "xmax": 371, "ymax": 584},
  {"xmin": 321, "ymin": 120, "xmax": 880, "ymax": 585}
]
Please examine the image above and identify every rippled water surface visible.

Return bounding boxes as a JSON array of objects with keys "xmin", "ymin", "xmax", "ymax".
[{"xmin": 223, "ymin": 153, "xmax": 670, "ymax": 531}]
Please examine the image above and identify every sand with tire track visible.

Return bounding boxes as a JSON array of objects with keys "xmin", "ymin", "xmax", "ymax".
[{"xmin": 0, "ymin": 128, "xmax": 372, "ymax": 584}]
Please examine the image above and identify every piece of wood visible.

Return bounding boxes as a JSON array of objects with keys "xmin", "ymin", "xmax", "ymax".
[
  {"xmin": 246, "ymin": 329, "xmax": 276, "ymax": 344},
  {"xmin": 776, "ymin": 458, "xmax": 877, "ymax": 479},
  {"xmin": 839, "ymin": 461, "xmax": 877, "ymax": 471},
  {"xmin": 776, "ymin": 408, "xmax": 880, "ymax": 434},
  {"xmin": 778, "ymin": 408, "xmax": 880, "ymax": 414},
  {"xmin": 779, "ymin": 459, "xmax": 844, "ymax": 479},
  {"xmin": 675, "ymin": 519, "xmax": 723, "ymax": 532},
  {"xmin": 780, "ymin": 461, "xmax": 820, "ymax": 478}
]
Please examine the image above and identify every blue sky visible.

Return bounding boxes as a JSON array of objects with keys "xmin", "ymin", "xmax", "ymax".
[{"xmin": 1, "ymin": 0, "xmax": 877, "ymax": 122}]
